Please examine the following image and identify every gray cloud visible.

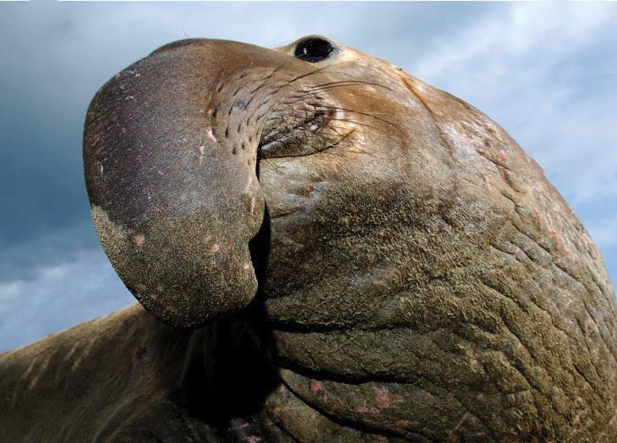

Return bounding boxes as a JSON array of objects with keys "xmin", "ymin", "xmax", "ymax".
[
  {"xmin": 0, "ymin": 250, "xmax": 132, "ymax": 352},
  {"xmin": 0, "ymin": 1, "xmax": 615, "ymax": 351}
]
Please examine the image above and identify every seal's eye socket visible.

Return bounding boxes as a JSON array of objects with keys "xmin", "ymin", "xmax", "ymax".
[{"xmin": 294, "ymin": 37, "xmax": 334, "ymax": 63}]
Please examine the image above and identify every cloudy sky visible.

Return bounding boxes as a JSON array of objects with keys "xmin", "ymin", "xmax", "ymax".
[{"xmin": 0, "ymin": 0, "xmax": 616, "ymax": 352}]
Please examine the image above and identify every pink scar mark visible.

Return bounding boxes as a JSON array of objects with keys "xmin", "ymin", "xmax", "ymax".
[
  {"xmin": 133, "ymin": 235, "xmax": 145, "ymax": 246},
  {"xmin": 228, "ymin": 419, "xmax": 250, "ymax": 431},
  {"xmin": 206, "ymin": 128, "xmax": 217, "ymax": 142},
  {"xmin": 533, "ymin": 209, "xmax": 545, "ymax": 228},
  {"xmin": 205, "ymin": 108, "xmax": 218, "ymax": 142},
  {"xmin": 374, "ymin": 385, "xmax": 403, "ymax": 410},
  {"xmin": 310, "ymin": 380, "xmax": 324, "ymax": 393},
  {"xmin": 246, "ymin": 437, "xmax": 261, "ymax": 443},
  {"xmin": 198, "ymin": 145, "xmax": 205, "ymax": 165},
  {"xmin": 375, "ymin": 386, "xmax": 391, "ymax": 409}
]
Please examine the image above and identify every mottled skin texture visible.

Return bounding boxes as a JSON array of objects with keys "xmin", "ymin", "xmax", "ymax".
[{"xmin": 1, "ymin": 36, "xmax": 616, "ymax": 442}]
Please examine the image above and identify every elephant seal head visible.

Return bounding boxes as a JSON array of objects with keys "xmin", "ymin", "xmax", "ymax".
[{"xmin": 84, "ymin": 36, "xmax": 617, "ymax": 440}]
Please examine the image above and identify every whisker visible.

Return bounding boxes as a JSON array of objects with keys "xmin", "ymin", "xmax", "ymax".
[
  {"xmin": 263, "ymin": 110, "xmax": 389, "ymax": 136},
  {"xmin": 326, "ymin": 117, "xmax": 392, "ymax": 135},
  {"xmin": 238, "ymin": 59, "xmax": 397, "ymax": 139},
  {"xmin": 309, "ymin": 80, "xmax": 395, "ymax": 93},
  {"xmin": 277, "ymin": 96, "xmax": 406, "ymax": 136},
  {"xmin": 280, "ymin": 81, "xmax": 394, "ymax": 107},
  {"xmin": 315, "ymin": 105, "xmax": 405, "ymax": 135}
]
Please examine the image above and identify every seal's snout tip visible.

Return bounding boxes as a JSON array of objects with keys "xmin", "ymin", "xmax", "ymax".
[{"xmin": 84, "ymin": 39, "xmax": 276, "ymax": 329}]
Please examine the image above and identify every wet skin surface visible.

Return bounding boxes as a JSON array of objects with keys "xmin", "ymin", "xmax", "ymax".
[{"xmin": 1, "ymin": 35, "xmax": 616, "ymax": 442}]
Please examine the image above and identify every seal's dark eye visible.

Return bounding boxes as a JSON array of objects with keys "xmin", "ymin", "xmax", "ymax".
[{"xmin": 294, "ymin": 37, "xmax": 334, "ymax": 63}]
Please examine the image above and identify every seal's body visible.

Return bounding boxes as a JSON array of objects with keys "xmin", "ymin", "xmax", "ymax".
[{"xmin": 1, "ymin": 36, "xmax": 616, "ymax": 442}]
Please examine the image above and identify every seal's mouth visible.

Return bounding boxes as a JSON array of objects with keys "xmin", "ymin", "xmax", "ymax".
[
  {"xmin": 248, "ymin": 168, "xmax": 271, "ymax": 289},
  {"xmin": 250, "ymin": 107, "xmax": 339, "ymax": 293}
]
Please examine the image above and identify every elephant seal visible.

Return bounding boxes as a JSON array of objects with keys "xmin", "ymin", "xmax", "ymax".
[{"xmin": 1, "ymin": 35, "xmax": 616, "ymax": 442}]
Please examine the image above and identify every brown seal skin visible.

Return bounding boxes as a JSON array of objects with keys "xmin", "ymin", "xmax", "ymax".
[{"xmin": 1, "ymin": 35, "xmax": 617, "ymax": 442}]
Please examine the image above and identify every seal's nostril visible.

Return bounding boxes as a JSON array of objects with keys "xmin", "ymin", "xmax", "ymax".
[{"xmin": 294, "ymin": 37, "xmax": 334, "ymax": 63}]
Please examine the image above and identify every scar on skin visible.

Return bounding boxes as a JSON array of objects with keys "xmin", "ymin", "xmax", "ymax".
[
  {"xmin": 198, "ymin": 145, "xmax": 205, "ymax": 165},
  {"xmin": 375, "ymin": 386, "xmax": 392, "ymax": 409},
  {"xmin": 245, "ymin": 175, "xmax": 253, "ymax": 193},
  {"xmin": 133, "ymin": 235, "xmax": 145, "ymax": 246},
  {"xmin": 206, "ymin": 108, "xmax": 218, "ymax": 142},
  {"xmin": 206, "ymin": 128, "xmax": 217, "ymax": 142},
  {"xmin": 231, "ymin": 421, "xmax": 250, "ymax": 430},
  {"xmin": 310, "ymin": 380, "xmax": 324, "ymax": 393},
  {"xmin": 210, "ymin": 244, "xmax": 220, "ymax": 253},
  {"xmin": 375, "ymin": 385, "xmax": 404, "ymax": 410}
]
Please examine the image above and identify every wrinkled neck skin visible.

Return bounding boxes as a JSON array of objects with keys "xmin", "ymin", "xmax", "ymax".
[{"xmin": 75, "ymin": 37, "xmax": 617, "ymax": 442}]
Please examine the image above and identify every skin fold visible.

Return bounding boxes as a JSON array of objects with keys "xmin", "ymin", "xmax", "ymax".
[{"xmin": 1, "ymin": 35, "xmax": 616, "ymax": 442}]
